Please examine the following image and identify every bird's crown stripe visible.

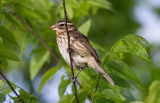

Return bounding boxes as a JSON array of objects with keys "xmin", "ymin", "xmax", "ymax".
[{"xmin": 59, "ymin": 22, "xmax": 73, "ymax": 25}]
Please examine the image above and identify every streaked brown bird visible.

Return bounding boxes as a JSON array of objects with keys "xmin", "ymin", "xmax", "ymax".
[{"xmin": 50, "ymin": 21, "xmax": 114, "ymax": 86}]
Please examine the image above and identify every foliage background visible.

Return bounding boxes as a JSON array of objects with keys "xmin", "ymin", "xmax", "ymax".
[{"xmin": 0, "ymin": 0, "xmax": 160, "ymax": 103}]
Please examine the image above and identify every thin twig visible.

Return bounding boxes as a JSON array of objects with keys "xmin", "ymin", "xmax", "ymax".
[
  {"xmin": 67, "ymin": 91, "xmax": 69, "ymax": 103},
  {"xmin": 62, "ymin": 0, "xmax": 79, "ymax": 103},
  {"xmin": 91, "ymin": 54, "xmax": 111, "ymax": 103},
  {"xmin": 0, "ymin": 70, "xmax": 24, "ymax": 103},
  {"xmin": 91, "ymin": 73, "xmax": 101, "ymax": 103},
  {"xmin": 75, "ymin": 79, "xmax": 82, "ymax": 88},
  {"xmin": 6, "ymin": 5, "xmax": 63, "ymax": 66}
]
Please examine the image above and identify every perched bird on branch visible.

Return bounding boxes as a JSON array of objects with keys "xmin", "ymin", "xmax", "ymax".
[{"xmin": 50, "ymin": 21, "xmax": 114, "ymax": 86}]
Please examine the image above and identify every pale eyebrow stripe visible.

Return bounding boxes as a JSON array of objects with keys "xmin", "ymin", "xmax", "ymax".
[{"xmin": 60, "ymin": 22, "xmax": 73, "ymax": 25}]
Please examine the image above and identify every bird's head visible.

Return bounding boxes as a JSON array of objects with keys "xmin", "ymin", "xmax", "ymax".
[{"xmin": 50, "ymin": 21, "xmax": 77, "ymax": 33}]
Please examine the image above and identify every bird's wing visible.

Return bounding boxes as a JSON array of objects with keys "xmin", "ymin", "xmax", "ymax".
[{"xmin": 70, "ymin": 31, "xmax": 101, "ymax": 64}]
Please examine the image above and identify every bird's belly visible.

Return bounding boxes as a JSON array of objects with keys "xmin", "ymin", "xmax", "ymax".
[
  {"xmin": 58, "ymin": 43, "xmax": 87, "ymax": 69},
  {"xmin": 72, "ymin": 54, "xmax": 87, "ymax": 69}
]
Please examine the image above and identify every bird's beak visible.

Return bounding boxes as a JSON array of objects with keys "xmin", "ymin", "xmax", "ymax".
[{"xmin": 50, "ymin": 25, "xmax": 58, "ymax": 31}]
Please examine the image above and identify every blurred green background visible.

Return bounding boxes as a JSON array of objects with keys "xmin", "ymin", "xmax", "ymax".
[{"xmin": 0, "ymin": 0, "xmax": 160, "ymax": 103}]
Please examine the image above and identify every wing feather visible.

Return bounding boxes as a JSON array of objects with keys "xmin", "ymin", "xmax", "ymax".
[{"xmin": 70, "ymin": 31, "xmax": 101, "ymax": 64}]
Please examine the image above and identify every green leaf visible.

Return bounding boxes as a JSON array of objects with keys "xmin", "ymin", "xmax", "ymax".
[
  {"xmin": 1, "ymin": 85, "xmax": 16, "ymax": 95},
  {"xmin": 123, "ymin": 35, "xmax": 148, "ymax": 56},
  {"xmin": 0, "ymin": 58, "xmax": 9, "ymax": 71},
  {"xmin": 0, "ymin": 80, "xmax": 4, "ymax": 90},
  {"xmin": 5, "ymin": 0, "xmax": 34, "ymax": 10},
  {"xmin": 144, "ymin": 80, "xmax": 160, "ymax": 103},
  {"xmin": 90, "ymin": 41, "xmax": 106, "ymax": 51},
  {"xmin": 95, "ymin": 97, "xmax": 114, "ymax": 103},
  {"xmin": 98, "ymin": 73, "xmax": 131, "ymax": 89},
  {"xmin": 19, "ymin": 89, "xmax": 30, "ymax": 103},
  {"xmin": 86, "ymin": 0, "xmax": 112, "ymax": 10},
  {"xmin": 112, "ymin": 37, "xmax": 152, "ymax": 63},
  {"xmin": 97, "ymin": 88, "xmax": 121, "ymax": 103},
  {"xmin": 38, "ymin": 67, "xmax": 57, "ymax": 94},
  {"xmin": 58, "ymin": 94, "xmax": 74, "ymax": 103},
  {"xmin": 0, "ymin": 50, "xmax": 20, "ymax": 61},
  {"xmin": 130, "ymin": 101, "xmax": 143, "ymax": 103},
  {"xmin": 108, "ymin": 60, "xmax": 139, "ymax": 82},
  {"xmin": 103, "ymin": 52, "xmax": 120, "ymax": 64},
  {"xmin": 8, "ymin": 86, "xmax": 38, "ymax": 103},
  {"xmin": 72, "ymin": 91, "xmax": 88, "ymax": 103},
  {"xmin": 58, "ymin": 75, "xmax": 71, "ymax": 98},
  {"xmin": 78, "ymin": 19, "xmax": 91, "ymax": 36},
  {"xmin": 3, "ymin": 12, "xmax": 21, "ymax": 29},
  {"xmin": 98, "ymin": 78, "xmax": 110, "ymax": 88},
  {"xmin": 109, "ymin": 74, "xmax": 132, "ymax": 88},
  {"xmin": 29, "ymin": 95, "xmax": 38, "ymax": 103},
  {"xmin": 0, "ymin": 93, "xmax": 6, "ymax": 103},
  {"xmin": 66, "ymin": 5, "xmax": 74, "ymax": 19},
  {"xmin": 78, "ymin": 71, "xmax": 92, "ymax": 89},
  {"xmin": 0, "ymin": 26, "xmax": 18, "ymax": 45},
  {"xmin": 133, "ymin": 35, "xmax": 150, "ymax": 46},
  {"xmin": 19, "ymin": 34, "xmax": 34, "ymax": 56},
  {"xmin": 30, "ymin": 49, "xmax": 50, "ymax": 80},
  {"xmin": 11, "ymin": 97, "xmax": 19, "ymax": 102}
]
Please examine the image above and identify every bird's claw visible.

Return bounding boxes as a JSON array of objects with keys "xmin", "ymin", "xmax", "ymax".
[{"xmin": 71, "ymin": 77, "xmax": 77, "ymax": 83}]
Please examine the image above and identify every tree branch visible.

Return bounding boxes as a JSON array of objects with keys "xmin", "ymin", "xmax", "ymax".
[
  {"xmin": 62, "ymin": 0, "xmax": 79, "ymax": 103},
  {"xmin": 6, "ymin": 5, "xmax": 63, "ymax": 66},
  {"xmin": 0, "ymin": 69, "xmax": 24, "ymax": 103}
]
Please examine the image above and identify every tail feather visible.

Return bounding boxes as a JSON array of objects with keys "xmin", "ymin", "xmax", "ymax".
[
  {"xmin": 102, "ymin": 71, "xmax": 115, "ymax": 86},
  {"xmin": 99, "ymin": 67, "xmax": 115, "ymax": 86},
  {"xmin": 88, "ymin": 57, "xmax": 114, "ymax": 86}
]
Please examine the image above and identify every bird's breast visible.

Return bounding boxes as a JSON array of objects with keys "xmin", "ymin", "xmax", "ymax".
[
  {"xmin": 56, "ymin": 34, "xmax": 88, "ymax": 69},
  {"xmin": 57, "ymin": 34, "xmax": 70, "ymax": 65}
]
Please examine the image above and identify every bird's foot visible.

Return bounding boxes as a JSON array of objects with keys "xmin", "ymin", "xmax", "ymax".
[
  {"xmin": 71, "ymin": 76, "xmax": 77, "ymax": 83},
  {"xmin": 66, "ymin": 48, "xmax": 72, "ymax": 53}
]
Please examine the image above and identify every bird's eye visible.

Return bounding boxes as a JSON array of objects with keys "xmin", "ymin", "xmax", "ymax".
[{"xmin": 60, "ymin": 24, "xmax": 64, "ymax": 26}]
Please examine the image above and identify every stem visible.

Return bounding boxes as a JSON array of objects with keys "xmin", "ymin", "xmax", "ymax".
[
  {"xmin": 67, "ymin": 91, "xmax": 69, "ymax": 103},
  {"xmin": 62, "ymin": 0, "xmax": 79, "ymax": 103},
  {"xmin": 6, "ymin": 5, "xmax": 62, "ymax": 66},
  {"xmin": 0, "ymin": 70, "xmax": 24, "ymax": 103},
  {"xmin": 91, "ymin": 73, "xmax": 101, "ymax": 103}
]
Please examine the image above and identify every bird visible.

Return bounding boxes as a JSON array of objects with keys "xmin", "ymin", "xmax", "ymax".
[{"xmin": 50, "ymin": 20, "xmax": 114, "ymax": 86}]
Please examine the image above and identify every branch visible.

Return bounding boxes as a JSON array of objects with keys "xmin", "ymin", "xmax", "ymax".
[
  {"xmin": 6, "ymin": 5, "xmax": 63, "ymax": 66},
  {"xmin": 0, "ymin": 70, "xmax": 24, "ymax": 103},
  {"xmin": 67, "ymin": 91, "xmax": 69, "ymax": 103},
  {"xmin": 62, "ymin": 0, "xmax": 79, "ymax": 103},
  {"xmin": 91, "ymin": 73, "xmax": 101, "ymax": 103}
]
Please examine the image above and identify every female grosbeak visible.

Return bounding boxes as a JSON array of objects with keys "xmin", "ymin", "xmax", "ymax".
[{"xmin": 50, "ymin": 21, "xmax": 114, "ymax": 86}]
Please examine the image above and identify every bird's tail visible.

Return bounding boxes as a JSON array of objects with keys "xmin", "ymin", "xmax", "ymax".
[
  {"xmin": 88, "ymin": 57, "xmax": 114, "ymax": 86},
  {"xmin": 99, "ymin": 67, "xmax": 115, "ymax": 86}
]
